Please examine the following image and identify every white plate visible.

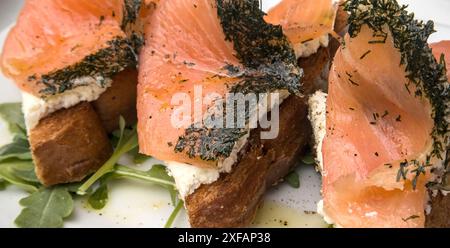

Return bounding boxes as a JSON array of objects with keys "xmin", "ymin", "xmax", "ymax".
[{"xmin": 0, "ymin": 0, "xmax": 449, "ymax": 228}]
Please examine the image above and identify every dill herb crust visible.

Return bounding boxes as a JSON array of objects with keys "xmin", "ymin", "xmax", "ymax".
[
  {"xmin": 30, "ymin": 0, "xmax": 144, "ymax": 96},
  {"xmin": 174, "ymin": 0, "xmax": 303, "ymax": 161}
]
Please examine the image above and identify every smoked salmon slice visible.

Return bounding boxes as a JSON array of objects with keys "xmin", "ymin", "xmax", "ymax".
[
  {"xmin": 0, "ymin": 0, "xmax": 143, "ymax": 97},
  {"xmin": 137, "ymin": 0, "xmax": 301, "ymax": 168},
  {"xmin": 265, "ymin": 0, "xmax": 339, "ymax": 58},
  {"xmin": 321, "ymin": 0, "xmax": 449, "ymax": 227}
]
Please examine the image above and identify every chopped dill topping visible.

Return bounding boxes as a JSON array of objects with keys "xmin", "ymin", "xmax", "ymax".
[
  {"xmin": 382, "ymin": 110, "xmax": 389, "ymax": 118},
  {"xmin": 27, "ymin": 75, "xmax": 36, "ymax": 82},
  {"xmin": 404, "ymin": 83, "xmax": 411, "ymax": 94},
  {"xmin": 360, "ymin": 50, "xmax": 372, "ymax": 59},
  {"xmin": 368, "ymin": 40, "xmax": 386, "ymax": 44},
  {"xmin": 98, "ymin": 15, "xmax": 105, "ymax": 26},
  {"xmin": 410, "ymin": 161, "xmax": 431, "ymax": 189},
  {"xmin": 34, "ymin": 0, "xmax": 143, "ymax": 96},
  {"xmin": 71, "ymin": 44, "xmax": 82, "ymax": 52},
  {"xmin": 301, "ymin": 38, "xmax": 314, "ymax": 44},
  {"xmin": 369, "ymin": 121, "xmax": 377, "ymax": 125},
  {"xmin": 217, "ymin": 0, "xmax": 297, "ymax": 70},
  {"xmin": 348, "ymin": 78, "xmax": 359, "ymax": 86},
  {"xmin": 38, "ymin": 36, "xmax": 141, "ymax": 96},
  {"xmin": 440, "ymin": 54, "xmax": 447, "ymax": 74},
  {"xmin": 183, "ymin": 61, "xmax": 196, "ymax": 67},
  {"xmin": 368, "ymin": 32, "xmax": 388, "ymax": 44},
  {"xmin": 396, "ymin": 161, "xmax": 409, "ymax": 182},
  {"xmin": 345, "ymin": 71, "xmax": 353, "ymax": 78},
  {"xmin": 346, "ymin": 71, "xmax": 359, "ymax": 85},
  {"xmin": 344, "ymin": 0, "xmax": 450, "ymax": 189},
  {"xmin": 402, "ymin": 215, "xmax": 420, "ymax": 222},
  {"xmin": 122, "ymin": 0, "xmax": 142, "ymax": 29},
  {"xmin": 175, "ymin": 0, "xmax": 302, "ymax": 161},
  {"xmin": 395, "ymin": 115, "xmax": 402, "ymax": 122}
]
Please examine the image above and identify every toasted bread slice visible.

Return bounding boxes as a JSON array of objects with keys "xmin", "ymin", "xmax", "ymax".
[
  {"xmin": 30, "ymin": 102, "xmax": 112, "ymax": 186},
  {"xmin": 186, "ymin": 95, "xmax": 312, "ymax": 227},
  {"xmin": 185, "ymin": 47, "xmax": 330, "ymax": 227},
  {"xmin": 426, "ymin": 190, "xmax": 450, "ymax": 228},
  {"xmin": 93, "ymin": 68, "xmax": 138, "ymax": 133}
]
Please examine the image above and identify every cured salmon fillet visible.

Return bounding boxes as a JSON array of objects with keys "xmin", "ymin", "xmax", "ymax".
[
  {"xmin": 426, "ymin": 40, "xmax": 450, "ymax": 228},
  {"xmin": 137, "ymin": 0, "xmax": 301, "ymax": 167},
  {"xmin": 0, "ymin": 0, "xmax": 142, "ymax": 97},
  {"xmin": 321, "ymin": 0, "xmax": 449, "ymax": 227},
  {"xmin": 265, "ymin": 0, "xmax": 339, "ymax": 57}
]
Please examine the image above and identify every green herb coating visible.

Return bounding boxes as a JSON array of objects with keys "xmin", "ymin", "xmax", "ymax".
[
  {"xmin": 174, "ymin": 0, "xmax": 303, "ymax": 161},
  {"xmin": 37, "ymin": 37, "xmax": 140, "ymax": 96},
  {"xmin": 122, "ymin": 0, "xmax": 142, "ymax": 29},
  {"xmin": 33, "ymin": 0, "xmax": 143, "ymax": 96}
]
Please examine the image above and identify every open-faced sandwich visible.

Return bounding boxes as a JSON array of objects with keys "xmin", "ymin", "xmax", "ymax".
[
  {"xmin": 0, "ymin": 0, "xmax": 145, "ymax": 186},
  {"xmin": 0, "ymin": 0, "xmax": 448, "ymax": 228},
  {"xmin": 136, "ymin": 0, "xmax": 343, "ymax": 227},
  {"xmin": 309, "ymin": 0, "xmax": 450, "ymax": 227}
]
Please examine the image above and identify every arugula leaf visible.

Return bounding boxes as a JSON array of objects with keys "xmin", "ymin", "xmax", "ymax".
[
  {"xmin": 113, "ymin": 164, "xmax": 176, "ymax": 188},
  {"xmin": 110, "ymin": 126, "xmax": 134, "ymax": 149},
  {"xmin": 64, "ymin": 182, "xmax": 90, "ymax": 194},
  {"xmin": 116, "ymin": 164, "xmax": 177, "ymax": 205},
  {"xmin": 0, "ymin": 136, "xmax": 32, "ymax": 162},
  {"xmin": 0, "ymin": 178, "xmax": 7, "ymax": 190},
  {"xmin": 88, "ymin": 184, "xmax": 109, "ymax": 210},
  {"xmin": 284, "ymin": 171, "xmax": 300, "ymax": 188},
  {"xmin": 15, "ymin": 187, "xmax": 74, "ymax": 228},
  {"xmin": 0, "ymin": 159, "xmax": 38, "ymax": 192},
  {"xmin": 129, "ymin": 147, "xmax": 152, "ymax": 164},
  {"xmin": 300, "ymin": 153, "xmax": 315, "ymax": 165},
  {"xmin": 78, "ymin": 117, "xmax": 138, "ymax": 194},
  {"xmin": 85, "ymin": 164, "xmax": 176, "ymax": 210},
  {"xmin": 113, "ymin": 127, "xmax": 150, "ymax": 165},
  {"xmin": 134, "ymin": 153, "xmax": 151, "ymax": 164},
  {"xmin": 168, "ymin": 187, "xmax": 178, "ymax": 206},
  {"xmin": 13, "ymin": 164, "xmax": 40, "ymax": 184},
  {"xmin": 88, "ymin": 176, "xmax": 111, "ymax": 210},
  {"xmin": 0, "ymin": 103, "xmax": 26, "ymax": 137},
  {"xmin": 144, "ymin": 164, "xmax": 177, "ymax": 205},
  {"xmin": 164, "ymin": 199, "xmax": 184, "ymax": 228}
]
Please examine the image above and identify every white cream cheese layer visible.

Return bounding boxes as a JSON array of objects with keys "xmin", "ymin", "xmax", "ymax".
[
  {"xmin": 316, "ymin": 200, "xmax": 340, "ymax": 227},
  {"xmin": 308, "ymin": 91, "xmax": 334, "ymax": 225},
  {"xmin": 22, "ymin": 76, "xmax": 112, "ymax": 130},
  {"xmin": 308, "ymin": 91, "xmax": 328, "ymax": 171},
  {"xmin": 166, "ymin": 90, "xmax": 291, "ymax": 199},
  {"xmin": 165, "ymin": 161, "xmax": 222, "ymax": 199},
  {"xmin": 294, "ymin": 34, "xmax": 330, "ymax": 58}
]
